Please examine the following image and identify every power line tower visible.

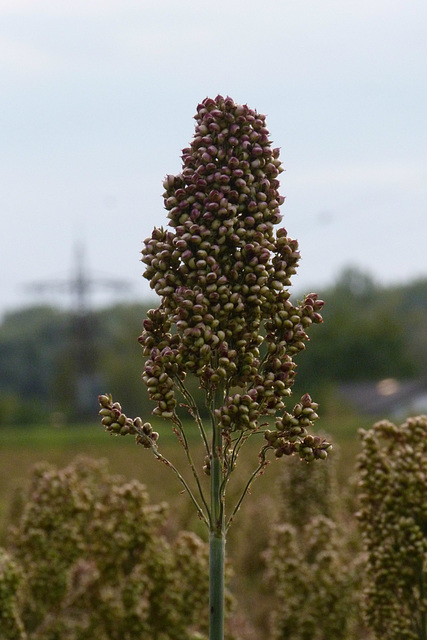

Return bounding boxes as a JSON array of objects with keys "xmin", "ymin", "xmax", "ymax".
[
  {"xmin": 25, "ymin": 244, "xmax": 132, "ymax": 417},
  {"xmin": 26, "ymin": 243, "xmax": 132, "ymax": 314}
]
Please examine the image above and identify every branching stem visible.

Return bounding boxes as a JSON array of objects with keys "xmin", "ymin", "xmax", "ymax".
[
  {"xmin": 226, "ymin": 446, "xmax": 270, "ymax": 531},
  {"xmin": 209, "ymin": 384, "xmax": 226, "ymax": 640},
  {"xmin": 171, "ymin": 411, "xmax": 211, "ymax": 526},
  {"xmin": 174, "ymin": 375, "xmax": 211, "ymax": 456},
  {"xmin": 150, "ymin": 445, "xmax": 210, "ymax": 528}
]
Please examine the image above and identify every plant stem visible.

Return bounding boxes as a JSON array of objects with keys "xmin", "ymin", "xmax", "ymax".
[
  {"xmin": 171, "ymin": 412, "xmax": 212, "ymax": 526},
  {"xmin": 226, "ymin": 447, "xmax": 269, "ymax": 531},
  {"xmin": 209, "ymin": 384, "xmax": 225, "ymax": 640},
  {"xmin": 150, "ymin": 446, "xmax": 210, "ymax": 528},
  {"xmin": 174, "ymin": 375, "xmax": 211, "ymax": 456},
  {"xmin": 209, "ymin": 531, "xmax": 225, "ymax": 640}
]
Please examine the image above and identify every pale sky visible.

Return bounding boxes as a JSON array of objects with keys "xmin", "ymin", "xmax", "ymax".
[{"xmin": 1, "ymin": 0, "xmax": 426, "ymax": 318}]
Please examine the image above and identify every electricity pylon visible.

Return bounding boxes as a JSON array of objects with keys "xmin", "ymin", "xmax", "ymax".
[{"xmin": 25, "ymin": 243, "xmax": 132, "ymax": 416}]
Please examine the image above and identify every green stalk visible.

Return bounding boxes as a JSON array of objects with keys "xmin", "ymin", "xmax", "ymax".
[
  {"xmin": 150, "ymin": 446, "xmax": 209, "ymax": 528},
  {"xmin": 171, "ymin": 412, "xmax": 212, "ymax": 526},
  {"xmin": 209, "ymin": 385, "xmax": 225, "ymax": 640},
  {"xmin": 209, "ymin": 531, "xmax": 225, "ymax": 640},
  {"xmin": 174, "ymin": 375, "xmax": 211, "ymax": 456},
  {"xmin": 226, "ymin": 456, "xmax": 268, "ymax": 531}
]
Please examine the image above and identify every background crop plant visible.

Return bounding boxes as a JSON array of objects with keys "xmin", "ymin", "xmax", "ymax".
[
  {"xmin": 357, "ymin": 415, "xmax": 427, "ymax": 640},
  {"xmin": 264, "ymin": 450, "xmax": 367, "ymax": 640},
  {"xmin": 0, "ymin": 548, "xmax": 25, "ymax": 640},
  {"xmin": 98, "ymin": 95, "xmax": 331, "ymax": 639},
  {"xmin": 1, "ymin": 456, "xmax": 217, "ymax": 640}
]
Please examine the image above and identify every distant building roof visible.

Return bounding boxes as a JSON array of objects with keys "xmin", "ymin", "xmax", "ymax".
[{"xmin": 338, "ymin": 378, "xmax": 427, "ymax": 418}]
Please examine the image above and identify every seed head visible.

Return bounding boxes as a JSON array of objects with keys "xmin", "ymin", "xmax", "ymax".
[{"xmin": 138, "ymin": 96, "xmax": 324, "ymax": 441}]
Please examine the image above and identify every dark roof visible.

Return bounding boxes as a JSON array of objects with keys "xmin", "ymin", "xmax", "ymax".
[{"xmin": 338, "ymin": 379, "xmax": 427, "ymax": 416}]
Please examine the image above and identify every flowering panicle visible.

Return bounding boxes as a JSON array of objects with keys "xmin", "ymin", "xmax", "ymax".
[
  {"xmin": 136, "ymin": 95, "xmax": 326, "ymax": 444},
  {"xmin": 99, "ymin": 394, "xmax": 159, "ymax": 447},
  {"xmin": 264, "ymin": 393, "xmax": 330, "ymax": 462},
  {"xmin": 357, "ymin": 415, "xmax": 427, "ymax": 640},
  {"xmin": 98, "ymin": 96, "xmax": 330, "ymax": 566}
]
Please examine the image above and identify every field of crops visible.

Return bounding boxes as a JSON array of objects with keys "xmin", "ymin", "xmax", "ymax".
[
  {"xmin": 0, "ymin": 412, "xmax": 370, "ymax": 529},
  {"xmin": 0, "ymin": 413, "xmax": 374, "ymax": 638}
]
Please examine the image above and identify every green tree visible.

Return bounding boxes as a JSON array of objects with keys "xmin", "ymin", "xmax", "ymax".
[
  {"xmin": 294, "ymin": 267, "xmax": 418, "ymax": 396},
  {"xmin": 0, "ymin": 306, "xmax": 67, "ymax": 424}
]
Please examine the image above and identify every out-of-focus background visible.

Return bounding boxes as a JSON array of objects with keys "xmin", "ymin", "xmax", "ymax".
[
  {"xmin": 2, "ymin": 0, "xmax": 427, "ymax": 311},
  {"xmin": 1, "ymin": 0, "xmax": 426, "ymax": 425}
]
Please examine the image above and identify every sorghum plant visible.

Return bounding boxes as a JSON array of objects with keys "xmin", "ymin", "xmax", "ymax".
[
  {"xmin": 0, "ymin": 549, "xmax": 25, "ymax": 640},
  {"xmin": 99, "ymin": 95, "xmax": 331, "ymax": 639},
  {"xmin": 275, "ymin": 438, "xmax": 340, "ymax": 528},
  {"xmin": 265, "ymin": 516, "xmax": 359, "ymax": 640},
  {"xmin": 357, "ymin": 415, "xmax": 427, "ymax": 640},
  {"xmin": 2, "ymin": 456, "xmax": 214, "ymax": 639},
  {"xmin": 264, "ymin": 450, "xmax": 366, "ymax": 640}
]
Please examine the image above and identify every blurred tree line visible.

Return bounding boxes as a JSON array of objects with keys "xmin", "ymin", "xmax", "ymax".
[
  {"xmin": 293, "ymin": 268, "xmax": 427, "ymax": 397},
  {"xmin": 0, "ymin": 268, "xmax": 426, "ymax": 426}
]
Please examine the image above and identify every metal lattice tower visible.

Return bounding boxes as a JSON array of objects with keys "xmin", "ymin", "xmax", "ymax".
[
  {"xmin": 26, "ymin": 243, "xmax": 131, "ymax": 316},
  {"xmin": 25, "ymin": 243, "xmax": 132, "ymax": 414}
]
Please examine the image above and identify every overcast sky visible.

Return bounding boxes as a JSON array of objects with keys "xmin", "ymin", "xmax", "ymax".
[{"xmin": 1, "ymin": 0, "xmax": 426, "ymax": 318}]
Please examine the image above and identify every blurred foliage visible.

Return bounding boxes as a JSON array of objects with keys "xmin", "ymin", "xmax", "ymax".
[
  {"xmin": 0, "ymin": 456, "xmax": 238, "ymax": 640},
  {"xmin": 357, "ymin": 416, "xmax": 427, "ymax": 639},
  {"xmin": 2, "ymin": 415, "xmax": 421, "ymax": 639},
  {"xmin": 292, "ymin": 268, "xmax": 426, "ymax": 402},
  {"xmin": 263, "ymin": 412, "xmax": 427, "ymax": 640},
  {"xmin": 1, "ymin": 269, "xmax": 426, "ymax": 424},
  {"xmin": 263, "ymin": 450, "xmax": 370, "ymax": 640}
]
